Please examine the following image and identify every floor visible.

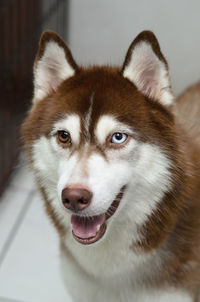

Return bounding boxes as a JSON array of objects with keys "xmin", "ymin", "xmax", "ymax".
[{"xmin": 0, "ymin": 156, "xmax": 72, "ymax": 302}]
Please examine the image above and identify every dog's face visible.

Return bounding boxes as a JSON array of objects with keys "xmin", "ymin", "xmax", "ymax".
[{"xmin": 22, "ymin": 31, "xmax": 177, "ymax": 248}]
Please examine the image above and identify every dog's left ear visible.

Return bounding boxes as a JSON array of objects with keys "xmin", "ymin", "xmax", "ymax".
[
  {"xmin": 122, "ymin": 31, "xmax": 173, "ymax": 106},
  {"xmin": 33, "ymin": 31, "xmax": 79, "ymax": 102}
]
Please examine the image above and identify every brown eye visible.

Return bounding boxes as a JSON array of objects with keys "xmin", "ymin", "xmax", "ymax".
[{"xmin": 57, "ymin": 131, "xmax": 71, "ymax": 144}]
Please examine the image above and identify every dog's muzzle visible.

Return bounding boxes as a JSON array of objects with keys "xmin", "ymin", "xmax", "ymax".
[{"xmin": 66, "ymin": 185, "xmax": 127, "ymax": 245}]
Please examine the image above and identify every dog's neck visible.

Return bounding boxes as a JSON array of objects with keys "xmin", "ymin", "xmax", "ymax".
[{"xmin": 134, "ymin": 122, "xmax": 200, "ymax": 290}]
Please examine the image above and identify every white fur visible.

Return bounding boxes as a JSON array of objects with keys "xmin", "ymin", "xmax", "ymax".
[
  {"xmin": 30, "ymin": 113, "xmax": 179, "ymax": 301},
  {"xmin": 58, "ymin": 141, "xmax": 172, "ymax": 279},
  {"xmin": 51, "ymin": 114, "xmax": 81, "ymax": 146},
  {"xmin": 61, "ymin": 251, "xmax": 192, "ymax": 302},
  {"xmin": 95, "ymin": 114, "xmax": 135, "ymax": 145},
  {"xmin": 123, "ymin": 41, "xmax": 173, "ymax": 106},
  {"xmin": 34, "ymin": 41, "xmax": 75, "ymax": 101},
  {"xmin": 84, "ymin": 93, "xmax": 94, "ymax": 136}
]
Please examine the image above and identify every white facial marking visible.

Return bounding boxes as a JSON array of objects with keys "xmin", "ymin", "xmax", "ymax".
[
  {"xmin": 95, "ymin": 114, "xmax": 135, "ymax": 145},
  {"xmin": 38, "ymin": 114, "xmax": 172, "ymax": 242},
  {"xmin": 32, "ymin": 114, "xmax": 172, "ymax": 235},
  {"xmin": 84, "ymin": 92, "xmax": 94, "ymax": 137},
  {"xmin": 34, "ymin": 41, "xmax": 75, "ymax": 101},
  {"xmin": 32, "ymin": 135, "xmax": 79, "ymax": 229},
  {"xmin": 123, "ymin": 41, "xmax": 173, "ymax": 106},
  {"xmin": 51, "ymin": 114, "xmax": 81, "ymax": 146},
  {"xmin": 31, "ymin": 113, "xmax": 174, "ymax": 285}
]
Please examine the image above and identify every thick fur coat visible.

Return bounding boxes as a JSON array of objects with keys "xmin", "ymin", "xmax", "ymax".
[{"xmin": 21, "ymin": 31, "xmax": 200, "ymax": 302}]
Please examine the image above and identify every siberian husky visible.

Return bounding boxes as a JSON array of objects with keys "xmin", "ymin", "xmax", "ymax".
[{"xmin": 21, "ymin": 30, "xmax": 200, "ymax": 302}]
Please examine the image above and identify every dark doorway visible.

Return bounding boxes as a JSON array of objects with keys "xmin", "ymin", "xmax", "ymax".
[{"xmin": 0, "ymin": 0, "xmax": 68, "ymax": 194}]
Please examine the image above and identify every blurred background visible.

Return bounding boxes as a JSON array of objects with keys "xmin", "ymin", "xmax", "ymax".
[
  {"xmin": 0, "ymin": 1, "xmax": 199, "ymax": 301},
  {"xmin": 0, "ymin": 0, "xmax": 68, "ymax": 195}
]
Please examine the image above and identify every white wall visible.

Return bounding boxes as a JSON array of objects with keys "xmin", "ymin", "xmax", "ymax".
[{"xmin": 68, "ymin": 0, "xmax": 200, "ymax": 95}]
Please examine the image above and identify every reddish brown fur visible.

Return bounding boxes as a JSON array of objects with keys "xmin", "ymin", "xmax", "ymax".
[
  {"xmin": 174, "ymin": 82, "xmax": 200, "ymax": 147},
  {"xmin": 21, "ymin": 31, "xmax": 200, "ymax": 300}
]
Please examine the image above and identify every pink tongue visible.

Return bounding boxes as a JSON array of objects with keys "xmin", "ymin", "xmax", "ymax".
[{"xmin": 71, "ymin": 214, "xmax": 106, "ymax": 239}]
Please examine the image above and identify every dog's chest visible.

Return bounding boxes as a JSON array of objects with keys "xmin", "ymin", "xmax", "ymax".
[
  {"xmin": 61, "ymin": 247, "xmax": 192, "ymax": 302},
  {"xmin": 64, "ymin": 224, "xmax": 153, "ymax": 279},
  {"xmin": 61, "ymin": 233, "xmax": 193, "ymax": 302}
]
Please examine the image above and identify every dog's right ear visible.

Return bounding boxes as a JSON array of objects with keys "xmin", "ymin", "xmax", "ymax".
[{"xmin": 33, "ymin": 31, "xmax": 78, "ymax": 103}]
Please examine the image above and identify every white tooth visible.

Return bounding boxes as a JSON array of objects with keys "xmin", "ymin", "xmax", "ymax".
[{"xmin": 96, "ymin": 224, "xmax": 101, "ymax": 232}]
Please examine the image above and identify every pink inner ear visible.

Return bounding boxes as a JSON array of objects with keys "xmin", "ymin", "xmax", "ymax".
[
  {"xmin": 47, "ymin": 69, "xmax": 60, "ymax": 91},
  {"xmin": 135, "ymin": 51, "xmax": 162, "ymax": 97},
  {"xmin": 123, "ymin": 41, "xmax": 173, "ymax": 105},
  {"xmin": 45, "ymin": 58, "xmax": 63, "ymax": 92},
  {"xmin": 34, "ymin": 40, "xmax": 76, "ymax": 101},
  {"xmin": 139, "ymin": 63, "xmax": 159, "ymax": 98}
]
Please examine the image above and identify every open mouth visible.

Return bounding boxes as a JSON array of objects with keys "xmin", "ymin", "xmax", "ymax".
[{"xmin": 71, "ymin": 186, "xmax": 126, "ymax": 245}]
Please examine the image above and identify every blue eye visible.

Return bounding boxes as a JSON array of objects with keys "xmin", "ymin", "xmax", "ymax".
[{"xmin": 111, "ymin": 133, "xmax": 128, "ymax": 144}]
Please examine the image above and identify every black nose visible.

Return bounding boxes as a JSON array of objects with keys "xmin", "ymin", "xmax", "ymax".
[{"xmin": 62, "ymin": 186, "xmax": 92, "ymax": 212}]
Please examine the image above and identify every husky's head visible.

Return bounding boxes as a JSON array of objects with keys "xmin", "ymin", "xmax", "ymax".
[{"xmin": 22, "ymin": 31, "xmax": 181, "ymax": 249}]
